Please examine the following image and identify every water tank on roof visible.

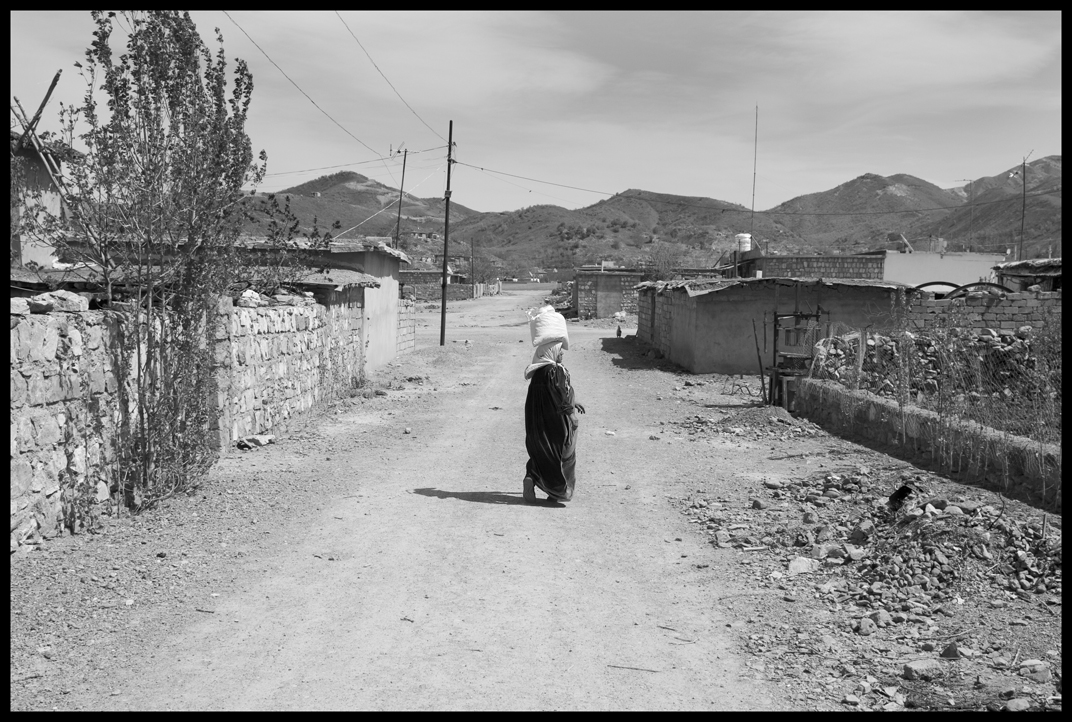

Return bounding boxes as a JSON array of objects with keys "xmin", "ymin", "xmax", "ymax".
[{"xmin": 735, "ymin": 233, "xmax": 752, "ymax": 252}]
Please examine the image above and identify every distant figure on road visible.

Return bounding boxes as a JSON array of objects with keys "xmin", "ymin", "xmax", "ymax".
[
  {"xmin": 523, "ymin": 340, "xmax": 585, "ymax": 504},
  {"xmin": 616, "ymin": 325, "xmax": 622, "ymax": 338}
]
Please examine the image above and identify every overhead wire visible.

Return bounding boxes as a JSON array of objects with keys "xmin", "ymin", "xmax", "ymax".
[
  {"xmin": 221, "ymin": 10, "xmax": 397, "ymax": 185},
  {"xmin": 263, "ymin": 145, "xmax": 447, "ymax": 177},
  {"xmin": 334, "ymin": 163, "xmax": 447, "ymax": 237},
  {"xmin": 333, "ymin": 11, "xmax": 446, "ymax": 144}
]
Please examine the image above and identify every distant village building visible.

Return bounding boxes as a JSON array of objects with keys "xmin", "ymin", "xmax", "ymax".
[
  {"xmin": 572, "ymin": 265, "xmax": 643, "ymax": 319},
  {"xmin": 636, "ymin": 277, "xmax": 909, "ymax": 375}
]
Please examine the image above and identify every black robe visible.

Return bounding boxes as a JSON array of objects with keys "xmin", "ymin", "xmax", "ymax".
[{"xmin": 524, "ymin": 364, "xmax": 577, "ymax": 501}]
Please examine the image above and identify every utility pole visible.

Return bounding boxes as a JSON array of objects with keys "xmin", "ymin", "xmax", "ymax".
[
  {"xmin": 750, "ymin": 104, "xmax": 758, "ymax": 236},
  {"xmin": 1018, "ymin": 151, "xmax": 1032, "ymax": 261},
  {"xmin": 440, "ymin": 121, "xmax": 454, "ymax": 346},
  {"xmin": 956, "ymin": 178, "xmax": 974, "ymax": 250},
  {"xmin": 393, "ymin": 148, "xmax": 407, "ymax": 249}
]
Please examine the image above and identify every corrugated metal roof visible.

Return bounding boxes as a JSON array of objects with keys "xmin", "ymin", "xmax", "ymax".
[
  {"xmin": 993, "ymin": 258, "xmax": 1061, "ymax": 276},
  {"xmin": 10, "ymin": 264, "xmax": 380, "ymax": 290}
]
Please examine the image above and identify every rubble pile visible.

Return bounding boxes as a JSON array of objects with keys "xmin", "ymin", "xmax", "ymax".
[
  {"xmin": 673, "ymin": 466, "xmax": 1062, "ymax": 711},
  {"xmin": 669, "ymin": 407, "xmax": 825, "ymax": 442}
]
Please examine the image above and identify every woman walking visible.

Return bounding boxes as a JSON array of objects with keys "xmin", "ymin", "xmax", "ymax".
[{"xmin": 523, "ymin": 339, "xmax": 585, "ymax": 503}]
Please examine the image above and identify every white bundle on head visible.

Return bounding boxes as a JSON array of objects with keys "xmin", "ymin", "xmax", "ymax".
[{"xmin": 526, "ymin": 305, "xmax": 569, "ymax": 350}]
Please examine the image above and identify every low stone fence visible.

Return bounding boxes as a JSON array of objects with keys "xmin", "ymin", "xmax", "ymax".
[{"xmin": 794, "ymin": 378, "xmax": 1061, "ymax": 512}]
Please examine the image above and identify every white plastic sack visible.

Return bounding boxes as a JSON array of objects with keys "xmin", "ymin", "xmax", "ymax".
[{"xmin": 527, "ymin": 305, "xmax": 569, "ymax": 349}]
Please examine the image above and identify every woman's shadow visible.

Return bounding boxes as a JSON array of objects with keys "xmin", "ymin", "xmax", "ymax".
[{"xmin": 411, "ymin": 488, "xmax": 564, "ymax": 506}]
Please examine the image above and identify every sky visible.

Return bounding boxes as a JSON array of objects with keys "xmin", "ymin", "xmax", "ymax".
[{"xmin": 10, "ymin": 11, "xmax": 1063, "ymax": 215}]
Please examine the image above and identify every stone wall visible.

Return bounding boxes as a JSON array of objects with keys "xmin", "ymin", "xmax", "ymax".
[
  {"xmin": 573, "ymin": 272, "xmax": 643, "ymax": 319},
  {"xmin": 397, "ymin": 298, "xmax": 415, "ymax": 356},
  {"xmin": 12, "ymin": 288, "xmax": 373, "ymax": 549},
  {"xmin": 11, "ymin": 301, "xmax": 121, "ymax": 549},
  {"xmin": 906, "ymin": 290, "xmax": 1061, "ymax": 333},
  {"xmin": 215, "ymin": 289, "xmax": 365, "ymax": 446},
  {"xmin": 758, "ymin": 255, "xmax": 884, "ymax": 279},
  {"xmin": 794, "ymin": 379, "xmax": 1061, "ymax": 512}
]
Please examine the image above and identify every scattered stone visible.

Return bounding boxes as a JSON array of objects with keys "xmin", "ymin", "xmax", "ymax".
[
  {"xmin": 940, "ymin": 642, "xmax": 962, "ymax": 659},
  {"xmin": 870, "ymin": 609, "xmax": 893, "ymax": 628},
  {"xmin": 751, "ymin": 499, "xmax": 769, "ymax": 510},
  {"xmin": 1004, "ymin": 698, "xmax": 1032, "ymax": 712},
  {"xmin": 403, "ymin": 428, "xmax": 412, "ymax": 434},
  {"xmin": 855, "ymin": 618, "xmax": 878, "ymax": 636},
  {"xmin": 783, "ymin": 594, "xmax": 797, "ymax": 602},
  {"xmin": 11, "ymin": 298, "xmax": 30, "ymax": 315},
  {"xmin": 605, "ymin": 431, "xmax": 616, "ymax": 436},
  {"xmin": 921, "ymin": 642, "xmax": 937, "ymax": 652},
  {"xmin": 787, "ymin": 556, "xmax": 820, "ymax": 576},
  {"xmin": 849, "ymin": 520, "xmax": 875, "ymax": 543},
  {"xmin": 763, "ymin": 479, "xmax": 783, "ymax": 490},
  {"xmin": 802, "ymin": 511, "xmax": 819, "ymax": 525},
  {"xmin": 843, "ymin": 694, "xmax": 860, "ymax": 706},
  {"xmin": 903, "ymin": 658, "xmax": 942, "ymax": 680}
]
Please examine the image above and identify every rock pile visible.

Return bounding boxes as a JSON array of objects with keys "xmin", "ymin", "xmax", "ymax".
[
  {"xmin": 674, "ymin": 464, "xmax": 1062, "ymax": 711},
  {"xmin": 812, "ymin": 326, "xmax": 1050, "ymax": 400}
]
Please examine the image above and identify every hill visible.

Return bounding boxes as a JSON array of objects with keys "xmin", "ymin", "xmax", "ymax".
[
  {"xmin": 241, "ymin": 171, "xmax": 479, "ymax": 240},
  {"xmin": 762, "ymin": 173, "xmax": 963, "ymax": 253},
  {"xmin": 240, "ymin": 158, "xmax": 1060, "ymax": 276},
  {"xmin": 920, "ymin": 156, "xmax": 1062, "ymax": 258}
]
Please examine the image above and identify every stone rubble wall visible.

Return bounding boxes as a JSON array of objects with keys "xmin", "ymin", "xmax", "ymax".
[
  {"xmin": 794, "ymin": 379, "xmax": 1061, "ymax": 512},
  {"xmin": 216, "ymin": 289, "xmax": 365, "ymax": 447},
  {"xmin": 11, "ymin": 304, "xmax": 121, "ymax": 550},
  {"xmin": 11, "ymin": 288, "xmax": 369, "ymax": 549}
]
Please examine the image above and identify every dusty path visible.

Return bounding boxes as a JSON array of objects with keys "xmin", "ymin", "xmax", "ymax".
[{"xmin": 42, "ymin": 288, "xmax": 790, "ymax": 711}]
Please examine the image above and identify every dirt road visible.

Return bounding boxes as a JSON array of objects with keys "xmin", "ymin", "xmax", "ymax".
[{"xmin": 18, "ymin": 288, "xmax": 796, "ymax": 711}]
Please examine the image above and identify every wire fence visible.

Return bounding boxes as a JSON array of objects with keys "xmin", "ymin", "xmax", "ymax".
[{"xmin": 807, "ymin": 294, "xmax": 1061, "ymax": 496}]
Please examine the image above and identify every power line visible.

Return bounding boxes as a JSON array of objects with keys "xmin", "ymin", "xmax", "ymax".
[
  {"xmin": 454, "ymin": 161, "xmax": 612, "ymax": 196},
  {"xmin": 333, "ymin": 11, "xmax": 446, "ymax": 143},
  {"xmin": 334, "ymin": 163, "xmax": 447, "ymax": 237},
  {"xmin": 222, "ymin": 11, "xmax": 396, "ymax": 184},
  {"xmin": 263, "ymin": 146, "xmax": 446, "ymax": 177}
]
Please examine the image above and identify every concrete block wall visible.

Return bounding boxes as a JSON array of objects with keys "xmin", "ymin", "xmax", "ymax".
[
  {"xmin": 759, "ymin": 255, "xmax": 884, "ymax": 279},
  {"xmin": 906, "ymin": 290, "xmax": 1061, "ymax": 333},
  {"xmin": 397, "ymin": 299, "xmax": 415, "ymax": 355},
  {"xmin": 795, "ymin": 378, "xmax": 1061, "ymax": 512},
  {"xmin": 10, "ymin": 309, "xmax": 121, "ymax": 548}
]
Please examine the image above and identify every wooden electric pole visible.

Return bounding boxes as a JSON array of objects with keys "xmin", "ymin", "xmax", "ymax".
[
  {"xmin": 393, "ymin": 148, "xmax": 407, "ymax": 249},
  {"xmin": 1018, "ymin": 151, "xmax": 1032, "ymax": 261},
  {"xmin": 439, "ymin": 121, "xmax": 454, "ymax": 346}
]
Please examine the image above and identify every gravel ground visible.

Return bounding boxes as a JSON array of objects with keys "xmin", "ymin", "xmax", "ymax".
[{"xmin": 9, "ymin": 303, "xmax": 1062, "ymax": 712}]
